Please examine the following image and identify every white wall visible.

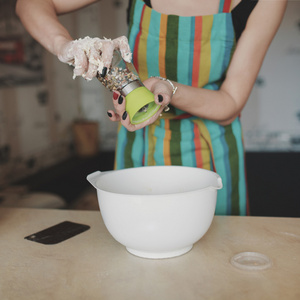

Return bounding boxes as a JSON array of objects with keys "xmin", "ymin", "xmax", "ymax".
[
  {"xmin": 0, "ymin": 11, "xmax": 81, "ymax": 185},
  {"xmin": 241, "ymin": 1, "xmax": 300, "ymax": 151}
]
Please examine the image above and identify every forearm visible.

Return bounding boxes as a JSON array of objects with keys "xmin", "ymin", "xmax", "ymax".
[
  {"xmin": 170, "ymin": 0, "xmax": 287, "ymax": 126},
  {"xmin": 16, "ymin": 0, "xmax": 73, "ymax": 55},
  {"xmin": 16, "ymin": 0, "xmax": 100, "ymax": 56},
  {"xmin": 170, "ymin": 83, "xmax": 246, "ymax": 126}
]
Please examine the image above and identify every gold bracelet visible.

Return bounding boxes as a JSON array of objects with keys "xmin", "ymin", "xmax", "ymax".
[{"xmin": 151, "ymin": 76, "xmax": 178, "ymax": 95}]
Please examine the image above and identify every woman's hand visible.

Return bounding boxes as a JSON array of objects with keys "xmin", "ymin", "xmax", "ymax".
[
  {"xmin": 56, "ymin": 35, "xmax": 132, "ymax": 81},
  {"xmin": 107, "ymin": 77, "xmax": 174, "ymax": 131}
]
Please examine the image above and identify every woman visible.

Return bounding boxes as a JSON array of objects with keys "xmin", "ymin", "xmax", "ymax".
[{"xmin": 16, "ymin": 0, "xmax": 287, "ymax": 215}]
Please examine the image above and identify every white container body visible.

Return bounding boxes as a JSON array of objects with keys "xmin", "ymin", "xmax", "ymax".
[{"xmin": 87, "ymin": 166, "xmax": 222, "ymax": 259}]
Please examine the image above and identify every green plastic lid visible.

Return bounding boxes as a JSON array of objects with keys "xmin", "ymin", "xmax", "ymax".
[{"xmin": 125, "ymin": 86, "xmax": 160, "ymax": 124}]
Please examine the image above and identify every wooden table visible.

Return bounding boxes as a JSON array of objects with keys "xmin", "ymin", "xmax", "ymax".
[{"xmin": 0, "ymin": 208, "xmax": 299, "ymax": 300}]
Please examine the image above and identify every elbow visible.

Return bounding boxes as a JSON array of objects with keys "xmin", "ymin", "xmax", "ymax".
[
  {"xmin": 215, "ymin": 90, "xmax": 245, "ymax": 126},
  {"xmin": 216, "ymin": 107, "xmax": 242, "ymax": 126},
  {"xmin": 217, "ymin": 115, "xmax": 239, "ymax": 126},
  {"xmin": 214, "ymin": 107, "xmax": 242, "ymax": 126}
]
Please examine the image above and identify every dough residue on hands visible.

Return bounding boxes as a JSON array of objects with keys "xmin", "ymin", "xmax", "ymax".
[{"xmin": 71, "ymin": 36, "xmax": 131, "ymax": 81}]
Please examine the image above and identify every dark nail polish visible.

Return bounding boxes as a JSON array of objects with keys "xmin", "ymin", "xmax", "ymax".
[
  {"xmin": 122, "ymin": 111, "xmax": 127, "ymax": 120},
  {"xmin": 107, "ymin": 111, "xmax": 112, "ymax": 117},
  {"xmin": 118, "ymin": 95, "xmax": 123, "ymax": 105},
  {"xmin": 101, "ymin": 67, "xmax": 107, "ymax": 77},
  {"xmin": 158, "ymin": 94, "xmax": 163, "ymax": 103}
]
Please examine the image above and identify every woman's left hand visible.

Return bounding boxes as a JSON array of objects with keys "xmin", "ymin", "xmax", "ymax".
[{"xmin": 107, "ymin": 77, "xmax": 174, "ymax": 131}]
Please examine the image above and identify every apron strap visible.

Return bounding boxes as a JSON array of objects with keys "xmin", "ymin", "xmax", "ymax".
[{"xmin": 219, "ymin": 0, "xmax": 234, "ymax": 13}]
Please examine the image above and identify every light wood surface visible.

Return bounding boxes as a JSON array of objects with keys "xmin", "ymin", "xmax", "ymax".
[{"xmin": 0, "ymin": 208, "xmax": 299, "ymax": 300}]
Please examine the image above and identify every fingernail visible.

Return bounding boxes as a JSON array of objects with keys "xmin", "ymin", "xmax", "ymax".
[
  {"xmin": 101, "ymin": 67, "xmax": 107, "ymax": 77},
  {"xmin": 107, "ymin": 111, "xmax": 112, "ymax": 117},
  {"xmin": 122, "ymin": 111, "xmax": 127, "ymax": 120},
  {"xmin": 113, "ymin": 92, "xmax": 119, "ymax": 100},
  {"xmin": 158, "ymin": 94, "xmax": 163, "ymax": 103},
  {"xmin": 118, "ymin": 95, "xmax": 123, "ymax": 105}
]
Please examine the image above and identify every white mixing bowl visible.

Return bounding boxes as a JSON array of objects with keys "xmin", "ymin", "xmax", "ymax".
[{"xmin": 87, "ymin": 166, "xmax": 222, "ymax": 259}]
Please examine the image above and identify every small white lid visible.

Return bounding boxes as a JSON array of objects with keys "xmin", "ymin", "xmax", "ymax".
[{"xmin": 230, "ymin": 252, "xmax": 272, "ymax": 271}]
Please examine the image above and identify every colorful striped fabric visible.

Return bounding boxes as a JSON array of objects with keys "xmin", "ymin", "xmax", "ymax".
[{"xmin": 115, "ymin": 0, "xmax": 247, "ymax": 215}]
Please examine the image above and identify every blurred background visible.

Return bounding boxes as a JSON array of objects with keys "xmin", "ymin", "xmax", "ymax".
[{"xmin": 0, "ymin": 0, "xmax": 299, "ymax": 216}]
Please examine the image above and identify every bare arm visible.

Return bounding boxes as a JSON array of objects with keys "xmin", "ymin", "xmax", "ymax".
[
  {"xmin": 15, "ymin": 0, "xmax": 99, "ymax": 55},
  {"xmin": 16, "ymin": 0, "xmax": 131, "ymax": 80},
  {"xmin": 169, "ymin": 0, "xmax": 287, "ymax": 126}
]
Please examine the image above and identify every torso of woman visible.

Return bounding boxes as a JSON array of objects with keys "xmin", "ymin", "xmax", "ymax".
[
  {"xmin": 117, "ymin": 0, "xmax": 258, "ymax": 216},
  {"xmin": 144, "ymin": 0, "xmax": 237, "ymax": 16},
  {"xmin": 128, "ymin": 0, "xmax": 258, "ymax": 41}
]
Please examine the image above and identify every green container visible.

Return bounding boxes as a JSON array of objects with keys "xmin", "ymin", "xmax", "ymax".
[
  {"xmin": 122, "ymin": 81, "xmax": 160, "ymax": 124},
  {"xmin": 97, "ymin": 50, "xmax": 160, "ymax": 124}
]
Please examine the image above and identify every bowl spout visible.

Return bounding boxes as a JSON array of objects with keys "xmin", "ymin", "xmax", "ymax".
[{"xmin": 86, "ymin": 171, "xmax": 102, "ymax": 189}]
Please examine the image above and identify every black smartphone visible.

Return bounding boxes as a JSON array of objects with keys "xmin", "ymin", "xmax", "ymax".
[{"xmin": 24, "ymin": 221, "xmax": 90, "ymax": 245}]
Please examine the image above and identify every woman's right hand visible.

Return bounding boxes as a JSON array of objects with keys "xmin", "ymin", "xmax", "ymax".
[
  {"xmin": 56, "ymin": 35, "xmax": 132, "ymax": 81},
  {"xmin": 107, "ymin": 77, "xmax": 175, "ymax": 132}
]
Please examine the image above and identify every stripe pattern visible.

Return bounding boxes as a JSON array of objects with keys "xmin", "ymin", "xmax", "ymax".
[{"xmin": 116, "ymin": 0, "xmax": 247, "ymax": 215}]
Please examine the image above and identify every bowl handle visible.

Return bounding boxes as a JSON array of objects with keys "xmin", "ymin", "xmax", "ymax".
[
  {"xmin": 215, "ymin": 175, "xmax": 223, "ymax": 190},
  {"xmin": 86, "ymin": 171, "xmax": 102, "ymax": 189},
  {"xmin": 205, "ymin": 174, "xmax": 223, "ymax": 191}
]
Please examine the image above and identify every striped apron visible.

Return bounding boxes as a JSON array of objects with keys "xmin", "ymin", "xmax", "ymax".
[{"xmin": 115, "ymin": 0, "xmax": 247, "ymax": 216}]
